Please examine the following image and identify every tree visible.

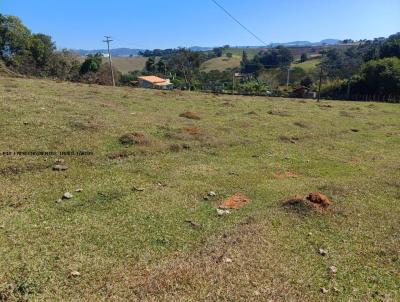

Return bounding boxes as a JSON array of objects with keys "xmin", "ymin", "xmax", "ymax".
[
  {"xmin": 119, "ymin": 70, "xmax": 142, "ymax": 85},
  {"xmin": 320, "ymin": 48, "xmax": 363, "ymax": 79},
  {"xmin": 240, "ymin": 51, "xmax": 249, "ymax": 69},
  {"xmin": 342, "ymin": 39, "xmax": 354, "ymax": 44},
  {"xmin": 226, "ymin": 52, "xmax": 233, "ymax": 58},
  {"xmin": 30, "ymin": 33, "xmax": 55, "ymax": 69},
  {"xmin": 258, "ymin": 46, "xmax": 294, "ymax": 68},
  {"xmin": 79, "ymin": 53, "xmax": 103, "ymax": 75},
  {"xmin": 352, "ymin": 57, "xmax": 400, "ymax": 95},
  {"xmin": 380, "ymin": 33, "xmax": 400, "ymax": 59},
  {"xmin": 300, "ymin": 76, "xmax": 313, "ymax": 88},
  {"xmin": 48, "ymin": 49, "xmax": 80, "ymax": 81},
  {"xmin": 0, "ymin": 14, "xmax": 31, "ymax": 61},
  {"xmin": 157, "ymin": 59, "xmax": 167, "ymax": 75},
  {"xmin": 300, "ymin": 53, "xmax": 308, "ymax": 62},
  {"xmin": 213, "ymin": 47, "xmax": 223, "ymax": 57},
  {"xmin": 164, "ymin": 49, "xmax": 202, "ymax": 90},
  {"xmin": 145, "ymin": 56, "xmax": 156, "ymax": 73}
]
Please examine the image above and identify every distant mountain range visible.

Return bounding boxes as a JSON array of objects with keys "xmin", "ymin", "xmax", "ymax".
[
  {"xmin": 71, "ymin": 39, "xmax": 341, "ymax": 57},
  {"xmin": 71, "ymin": 48, "xmax": 143, "ymax": 57}
]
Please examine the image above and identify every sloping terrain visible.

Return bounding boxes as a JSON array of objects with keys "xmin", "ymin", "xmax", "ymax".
[
  {"xmin": 0, "ymin": 77, "xmax": 399, "ymax": 301},
  {"xmin": 201, "ymin": 55, "xmax": 241, "ymax": 72},
  {"xmin": 111, "ymin": 56, "xmax": 149, "ymax": 74}
]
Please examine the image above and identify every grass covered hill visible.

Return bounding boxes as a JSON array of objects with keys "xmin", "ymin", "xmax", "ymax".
[{"xmin": 0, "ymin": 77, "xmax": 399, "ymax": 301}]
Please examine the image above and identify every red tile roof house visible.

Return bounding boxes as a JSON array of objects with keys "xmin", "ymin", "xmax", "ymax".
[{"xmin": 137, "ymin": 76, "xmax": 173, "ymax": 90}]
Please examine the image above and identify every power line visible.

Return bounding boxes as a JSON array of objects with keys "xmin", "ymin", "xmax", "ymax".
[
  {"xmin": 103, "ymin": 36, "xmax": 115, "ymax": 87},
  {"xmin": 210, "ymin": 0, "xmax": 269, "ymax": 47}
]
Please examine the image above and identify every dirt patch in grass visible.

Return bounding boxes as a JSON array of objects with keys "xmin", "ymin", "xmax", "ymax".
[
  {"xmin": 318, "ymin": 104, "xmax": 333, "ymax": 109},
  {"xmin": 165, "ymin": 127, "xmax": 209, "ymax": 143},
  {"xmin": 247, "ymin": 111, "xmax": 258, "ymax": 116},
  {"xmin": 179, "ymin": 111, "xmax": 201, "ymax": 120},
  {"xmin": 169, "ymin": 143, "xmax": 191, "ymax": 152},
  {"xmin": 71, "ymin": 120, "xmax": 102, "ymax": 131},
  {"xmin": 0, "ymin": 163, "xmax": 50, "ymax": 176},
  {"xmin": 294, "ymin": 121, "xmax": 311, "ymax": 129},
  {"xmin": 183, "ymin": 126, "xmax": 202, "ymax": 135},
  {"xmin": 107, "ymin": 150, "xmax": 135, "ymax": 160},
  {"xmin": 268, "ymin": 110, "xmax": 291, "ymax": 117},
  {"xmin": 219, "ymin": 193, "xmax": 251, "ymax": 209},
  {"xmin": 222, "ymin": 101, "xmax": 235, "ymax": 107},
  {"xmin": 119, "ymin": 132, "xmax": 149, "ymax": 146},
  {"xmin": 284, "ymin": 192, "xmax": 332, "ymax": 213},
  {"xmin": 273, "ymin": 172, "xmax": 299, "ymax": 179},
  {"xmin": 279, "ymin": 136, "xmax": 300, "ymax": 144}
]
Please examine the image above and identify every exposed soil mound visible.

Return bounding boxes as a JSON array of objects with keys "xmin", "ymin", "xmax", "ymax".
[
  {"xmin": 268, "ymin": 110, "xmax": 291, "ymax": 117},
  {"xmin": 179, "ymin": 112, "xmax": 201, "ymax": 120},
  {"xmin": 279, "ymin": 136, "xmax": 299, "ymax": 144},
  {"xmin": 183, "ymin": 127, "xmax": 202, "ymax": 135},
  {"xmin": 284, "ymin": 192, "xmax": 332, "ymax": 212},
  {"xmin": 169, "ymin": 144, "xmax": 191, "ymax": 152},
  {"xmin": 318, "ymin": 104, "xmax": 333, "ymax": 109},
  {"xmin": 166, "ymin": 127, "xmax": 208, "ymax": 142},
  {"xmin": 107, "ymin": 150, "xmax": 134, "ymax": 160},
  {"xmin": 273, "ymin": 172, "xmax": 299, "ymax": 179},
  {"xmin": 219, "ymin": 193, "xmax": 251, "ymax": 209},
  {"xmin": 119, "ymin": 132, "xmax": 148, "ymax": 145},
  {"xmin": 247, "ymin": 111, "xmax": 258, "ymax": 115},
  {"xmin": 223, "ymin": 102, "xmax": 235, "ymax": 107},
  {"xmin": 306, "ymin": 192, "xmax": 332, "ymax": 209},
  {"xmin": 294, "ymin": 121, "xmax": 310, "ymax": 129}
]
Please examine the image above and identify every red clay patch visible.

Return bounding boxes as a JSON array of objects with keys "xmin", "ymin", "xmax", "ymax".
[
  {"xmin": 306, "ymin": 192, "xmax": 332, "ymax": 209},
  {"xmin": 183, "ymin": 127, "xmax": 202, "ymax": 135},
  {"xmin": 284, "ymin": 192, "xmax": 332, "ymax": 212},
  {"xmin": 179, "ymin": 112, "xmax": 201, "ymax": 120},
  {"xmin": 273, "ymin": 172, "xmax": 299, "ymax": 179},
  {"xmin": 219, "ymin": 193, "xmax": 251, "ymax": 209}
]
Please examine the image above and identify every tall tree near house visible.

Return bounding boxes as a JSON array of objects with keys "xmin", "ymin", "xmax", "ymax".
[
  {"xmin": 145, "ymin": 56, "xmax": 156, "ymax": 72},
  {"xmin": 166, "ymin": 49, "xmax": 201, "ymax": 90},
  {"xmin": 240, "ymin": 50, "xmax": 249, "ymax": 70},
  {"xmin": 157, "ymin": 59, "xmax": 167, "ymax": 75}
]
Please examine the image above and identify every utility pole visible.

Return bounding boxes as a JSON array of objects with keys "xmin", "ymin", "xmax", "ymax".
[
  {"xmin": 286, "ymin": 67, "xmax": 291, "ymax": 89},
  {"xmin": 317, "ymin": 65, "xmax": 323, "ymax": 102},
  {"xmin": 317, "ymin": 51, "xmax": 326, "ymax": 102},
  {"xmin": 103, "ymin": 36, "xmax": 115, "ymax": 87},
  {"xmin": 232, "ymin": 73, "xmax": 235, "ymax": 95}
]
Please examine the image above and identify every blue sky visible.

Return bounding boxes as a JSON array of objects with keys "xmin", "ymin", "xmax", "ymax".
[{"xmin": 2, "ymin": 0, "xmax": 399, "ymax": 49}]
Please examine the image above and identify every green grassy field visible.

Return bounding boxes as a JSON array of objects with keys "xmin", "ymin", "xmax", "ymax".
[
  {"xmin": 292, "ymin": 58, "xmax": 321, "ymax": 72},
  {"xmin": 111, "ymin": 56, "xmax": 148, "ymax": 74},
  {"xmin": 201, "ymin": 55, "xmax": 242, "ymax": 72},
  {"xmin": 0, "ymin": 77, "xmax": 399, "ymax": 301},
  {"xmin": 223, "ymin": 47, "xmax": 263, "ymax": 58},
  {"xmin": 77, "ymin": 56, "xmax": 148, "ymax": 74}
]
